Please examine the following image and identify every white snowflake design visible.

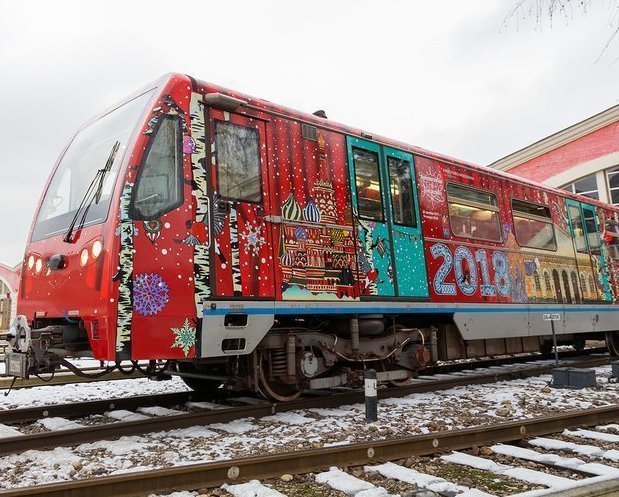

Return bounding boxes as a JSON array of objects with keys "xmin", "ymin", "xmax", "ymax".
[
  {"xmin": 240, "ymin": 223, "xmax": 266, "ymax": 256},
  {"xmin": 171, "ymin": 318, "xmax": 196, "ymax": 357}
]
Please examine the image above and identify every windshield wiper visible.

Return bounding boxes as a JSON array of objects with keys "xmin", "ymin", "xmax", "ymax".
[{"xmin": 63, "ymin": 141, "xmax": 121, "ymax": 243}]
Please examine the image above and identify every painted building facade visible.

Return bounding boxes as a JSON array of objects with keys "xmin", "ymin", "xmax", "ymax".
[{"xmin": 0, "ymin": 263, "xmax": 20, "ymax": 330}]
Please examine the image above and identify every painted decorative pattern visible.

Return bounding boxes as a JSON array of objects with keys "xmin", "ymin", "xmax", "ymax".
[
  {"xmin": 190, "ymin": 92, "xmax": 210, "ymax": 314},
  {"xmin": 116, "ymin": 182, "xmax": 135, "ymax": 355},
  {"xmin": 229, "ymin": 205, "xmax": 242, "ymax": 295}
]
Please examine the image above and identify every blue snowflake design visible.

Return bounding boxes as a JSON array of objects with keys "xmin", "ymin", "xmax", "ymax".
[{"xmin": 133, "ymin": 273, "xmax": 170, "ymax": 316}]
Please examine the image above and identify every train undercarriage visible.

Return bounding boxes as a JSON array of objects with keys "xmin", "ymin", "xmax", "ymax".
[{"xmin": 4, "ymin": 313, "xmax": 615, "ymax": 401}]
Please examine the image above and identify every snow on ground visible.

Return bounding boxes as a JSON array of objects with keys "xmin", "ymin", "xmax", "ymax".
[
  {"xmin": 138, "ymin": 406, "xmax": 183, "ymax": 417},
  {"xmin": 563, "ymin": 429, "xmax": 619, "ymax": 443},
  {"xmin": 441, "ymin": 452, "xmax": 573, "ymax": 487},
  {"xmin": 0, "ymin": 424, "xmax": 21, "ymax": 438},
  {"xmin": 529, "ymin": 437, "xmax": 619, "ymax": 461},
  {"xmin": 0, "ymin": 376, "xmax": 191, "ymax": 410},
  {"xmin": 490, "ymin": 443, "xmax": 619, "ymax": 476},
  {"xmin": 37, "ymin": 417, "xmax": 84, "ymax": 431},
  {"xmin": 316, "ymin": 467, "xmax": 394, "ymax": 496},
  {"xmin": 1, "ymin": 366, "xmax": 619, "ymax": 489},
  {"xmin": 365, "ymin": 462, "xmax": 495, "ymax": 496},
  {"xmin": 222, "ymin": 480, "xmax": 287, "ymax": 497}
]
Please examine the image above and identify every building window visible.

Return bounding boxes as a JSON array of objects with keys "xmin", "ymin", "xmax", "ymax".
[
  {"xmin": 607, "ymin": 167, "xmax": 619, "ymax": 205},
  {"xmin": 561, "ymin": 173, "xmax": 599, "ymax": 200}
]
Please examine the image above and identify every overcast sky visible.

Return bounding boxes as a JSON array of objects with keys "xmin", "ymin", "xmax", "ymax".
[{"xmin": 1, "ymin": 0, "xmax": 618, "ymax": 265}]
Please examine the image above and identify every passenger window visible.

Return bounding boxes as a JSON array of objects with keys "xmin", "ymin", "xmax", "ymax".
[
  {"xmin": 215, "ymin": 121, "xmax": 262, "ymax": 203},
  {"xmin": 512, "ymin": 199, "xmax": 556, "ymax": 251},
  {"xmin": 132, "ymin": 115, "xmax": 183, "ymax": 220},
  {"xmin": 388, "ymin": 157, "xmax": 417, "ymax": 227},
  {"xmin": 353, "ymin": 148, "xmax": 383, "ymax": 220},
  {"xmin": 447, "ymin": 183, "xmax": 501, "ymax": 241},
  {"xmin": 568, "ymin": 205, "xmax": 588, "ymax": 253}
]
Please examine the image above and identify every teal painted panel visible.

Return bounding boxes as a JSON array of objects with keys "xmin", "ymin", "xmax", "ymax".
[
  {"xmin": 581, "ymin": 204, "xmax": 612, "ymax": 301},
  {"xmin": 383, "ymin": 147, "xmax": 429, "ymax": 298},
  {"xmin": 347, "ymin": 137, "xmax": 395, "ymax": 297}
]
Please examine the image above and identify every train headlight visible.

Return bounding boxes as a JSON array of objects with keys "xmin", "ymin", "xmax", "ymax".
[
  {"xmin": 79, "ymin": 248, "xmax": 89, "ymax": 267},
  {"xmin": 91, "ymin": 240, "xmax": 103, "ymax": 259},
  {"xmin": 27, "ymin": 255, "xmax": 35, "ymax": 270},
  {"xmin": 35, "ymin": 258, "xmax": 42, "ymax": 274}
]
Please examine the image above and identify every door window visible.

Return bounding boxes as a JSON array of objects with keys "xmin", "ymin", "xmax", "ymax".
[
  {"xmin": 388, "ymin": 157, "xmax": 416, "ymax": 227},
  {"xmin": 583, "ymin": 207, "xmax": 601, "ymax": 254},
  {"xmin": 215, "ymin": 121, "xmax": 262, "ymax": 203},
  {"xmin": 353, "ymin": 148, "xmax": 383, "ymax": 220},
  {"xmin": 568, "ymin": 205, "xmax": 587, "ymax": 253}
]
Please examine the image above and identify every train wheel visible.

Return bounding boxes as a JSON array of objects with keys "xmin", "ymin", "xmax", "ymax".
[
  {"xmin": 606, "ymin": 331, "xmax": 619, "ymax": 356},
  {"xmin": 573, "ymin": 338, "xmax": 586, "ymax": 353},
  {"xmin": 258, "ymin": 351, "xmax": 302, "ymax": 402},
  {"xmin": 379, "ymin": 360, "xmax": 413, "ymax": 387}
]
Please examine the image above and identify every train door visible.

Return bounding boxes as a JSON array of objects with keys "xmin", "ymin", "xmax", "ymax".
[
  {"xmin": 207, "ymin": 111, "xmax": 276, "ymax": 298},
  {"xmin": 346, "ymin": 137, "xmax": 428, "ymax": 298},
  {"xmin": 383, "ymin": 147, "xmax": 429, "ymax": 298},
  {"xmin": 566, "ymin": 199, "xmax": 611, "ymax": 301}
]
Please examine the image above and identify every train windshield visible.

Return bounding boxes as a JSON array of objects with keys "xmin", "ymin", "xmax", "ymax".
[{"xmin": 32, "ymin": 90, "xmax": 154, "ymax": 241}]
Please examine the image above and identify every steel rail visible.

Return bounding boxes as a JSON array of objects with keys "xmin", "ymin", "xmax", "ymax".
[
  {"xmin": 0, "ymin": 346, "xmax": 607, "ymax": 390},
  {"xmin": 1, "ymin": 404, "xmax": 618, "ymax": 497},
  {"xmin": 0, "ymin": 354, "xmax": 609, "ymax": 455},
  {"xmin": 0, "ymin": 391, "xmax": 214, "ymax": 424},
  {"xmin": 0, "ymin": 351, "xmax": 605, "ymax": 426},
  {"xmin": 0, "ymin": 369, "xmax": 144, "ymax": 389}
]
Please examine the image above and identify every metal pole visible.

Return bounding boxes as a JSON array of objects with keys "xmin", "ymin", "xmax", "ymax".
[
  {"xmin": 364, "ymin": 369, "xmax": 377, "ymax": 422},
  {"xmin": 551, "ymin": 320, "xmax": 559, "ymax": 368}
]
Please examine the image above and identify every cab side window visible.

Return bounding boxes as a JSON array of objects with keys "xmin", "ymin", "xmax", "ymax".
[{"xmin": 131, "ymin": 115, "xmax": 183, "ymax": 220}]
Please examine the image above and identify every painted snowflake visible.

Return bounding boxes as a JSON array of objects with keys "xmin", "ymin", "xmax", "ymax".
[
  {"xmin": 171, "ymin": 318, "xmax": 196, "ymax": 357},
  {"xmin": 240, "ymin": 223, "xmax": 266, "ymax": 256},
  {"xmin": 133, "ymin": 273, "xmax": 169, "ymax": 316}
]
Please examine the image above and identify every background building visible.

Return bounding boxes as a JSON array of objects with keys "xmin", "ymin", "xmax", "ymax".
[
  {"xmin": 0, "ymin": 263, "xmax": 21, "ymax": 330},
  {"xmin": 489, "ymin": 105, "xmax": 619, "ymax": 203}
]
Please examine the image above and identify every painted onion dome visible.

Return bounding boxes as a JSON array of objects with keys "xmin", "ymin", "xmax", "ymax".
[
  {"xmin": 280, "ymin": 251, "xmax": 293, "ymax": 266},
  {"xmin": 281, "ymin": 193, "xmax": 302, "ymax": 221},
  {"xmin": 303, "ymin": 198, "xmax": 321, "ymax": 223}
]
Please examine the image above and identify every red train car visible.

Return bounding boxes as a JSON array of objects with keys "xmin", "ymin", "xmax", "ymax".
[{"xmin": 7, "ymin": 73, "xmax": 619, "ymax": 400}]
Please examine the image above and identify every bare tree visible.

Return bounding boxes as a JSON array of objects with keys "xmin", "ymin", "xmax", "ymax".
[{"xmin": 504, "ymin": 0, "xmax": 619, "ymax": 61}]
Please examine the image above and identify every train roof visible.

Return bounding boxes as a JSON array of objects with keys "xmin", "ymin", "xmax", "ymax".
[
  {"xmin": 83, "ymin": 73, "xmax": 619, "ymax": 214},
  {"xmin": 185, "ymin": 74, "xmax": 619, "ymax": 213}
]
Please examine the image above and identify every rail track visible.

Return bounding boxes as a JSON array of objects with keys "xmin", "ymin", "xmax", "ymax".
[
  {"xmin": 0, "ymin": 346, "xmax": 607, "ymax": 391},
  {"xmin": 1, "ymin": 404, "xmax": 618, "ymax": 496},
  {"xmin": 0, "ymin": 352, "xmax": 610, "ymax": 456}
]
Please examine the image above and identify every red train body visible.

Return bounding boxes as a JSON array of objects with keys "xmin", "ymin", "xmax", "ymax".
[{"xmin": 8, "ymin": 74, "xmax": 619, "ymax": 399}]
